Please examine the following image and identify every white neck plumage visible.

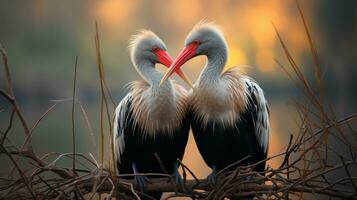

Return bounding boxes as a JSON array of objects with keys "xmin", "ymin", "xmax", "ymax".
[
  {"xmin": 198, "ymin": 45, "xmax": 228, "ymax": 85},
  {"xmin": 136, "ymin": 60, "xmax": 175, "ymax": 111},
  {"xmin": 137, "ymin": 61, "xmax": 172, "ymax": 89},
  {"xmin": 192, "ymin": 43, "xmax": 248, "ymax": 127},
  {"xmin": 131, "ymin": 61, "xmax": 186, "ymax": 136}
]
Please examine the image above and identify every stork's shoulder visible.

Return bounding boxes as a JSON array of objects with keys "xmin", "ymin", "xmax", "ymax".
[
  {"xmin": 126, "ymin": 80, "xmax": 150, "ymax": 97},
  {"xmin": 113, "ymin": 81, "xmax": 145, "ymax": 122},
  {"xmin": 114, "ymin": 92, "xmax": 134, "ymax": 133},
  {"xmin": 242, "ymin": 76, "xmax": 268, "ymax": 107},
  {"xmin": 114, "ymin": 92, "xmax": 132, "ymax": 116},
  {"xmin": 221, "ymin": 67, "xmax": 247, "ymax": 96},
  {"xmin": 220, "ymin": 67, "xmax": 250, "ymax": 113},
  {"xmin": 221, "ymin": 66, "xmax": 245, "ymax": 81},
  {"xmin": 221, "ymin": 66, "xmax": 267, "ymax": 107}
]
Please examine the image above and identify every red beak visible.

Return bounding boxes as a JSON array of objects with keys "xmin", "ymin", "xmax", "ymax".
[
  {"xmin": 156, "ymin": 49, "xmax": 173, "ymax": 67},
  {"xmin": 160, "ymin": 43, "xmax": 198, "ymax": 86},
  {"xmin": 156, "ymin": 49, "xmax": 194, "ymax": 88}
]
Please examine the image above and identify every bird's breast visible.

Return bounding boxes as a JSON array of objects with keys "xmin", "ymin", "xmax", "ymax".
[
  {"xmin": 131, "ymin": 84, "xmax": 187, "ymax": 136},
  {"xmin": 191, "ymin": 81, "xmax": 240, "ymax": 126}
]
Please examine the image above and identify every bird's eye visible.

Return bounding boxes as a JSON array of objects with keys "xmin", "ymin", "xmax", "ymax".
[
  {"xmin": 193, "ymin": 40, "xmax": 200, "ymax": 45},
  {"xmin": 152, "ymin": 46, "xmax": 159, "ymax": 52}
]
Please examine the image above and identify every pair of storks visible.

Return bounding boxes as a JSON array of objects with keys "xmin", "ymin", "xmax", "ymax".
[{"xmin": 113, "ymin": 22, "xmax": 270, "ymax": 199}]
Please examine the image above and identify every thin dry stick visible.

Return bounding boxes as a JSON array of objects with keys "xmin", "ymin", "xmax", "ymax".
[
  {"xmin": 0, "ymin": 145, "xmax": 37, "ymax": 199},
  {"xmin": 154, "ymin": 153, "xmax": 178, "ymax": 194},
  {"xmin": 95, "ymin": 22, "xmax": 106, "ymax": 165},
  {"xmin": 0, "ymin": 44, "xmax": 13, "ymax": 96},
  {"xmin": 0, "ymin": 108, "xmax": 15, "ymax": 145},
  {"xmin": 275, "ymin": 20, "xmax": 352, "ymax": 155},
  {"xmin": 94, "ymin": 21, "xmax": 116, "ymax": 174},
  {"xmin": 92, "ymin": 25, "xmax": 116, "ymax": 109},
  {"xmin": 0, "ymin": 45, "xmax": 32, "ymax": 150},
  {"xmin": 340, "ymin": 156, "xmax": 357, "ymax": 193},
  {"xmin": 47, "ymin": 98, "xmax": 98, "ymax": 158},
  {"xmin": 296, "ymin": 0, "xmax": 330, "ymax": 168},
  {"xmin": 296, "ymin": 0, "xmax": 322, "ymax": 91},
  {"xmin": 30, "ymin": 102, "xmax": 58, "ymax": 133},
  {"xmin": 0, "ymin": 46, "xmax": 34, "ymax": 178},
  {"xmin": 177, "ymin": 159, "xmax": 199, "ymax": 184},
  {"xmin": 71, "ymin": 56, "xmax": 78, "ymax": 176}
]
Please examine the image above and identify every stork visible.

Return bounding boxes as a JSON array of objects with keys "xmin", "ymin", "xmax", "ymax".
[
  {"xmin": 161, "ymin": 22, "xmax": 270, "ymax": 185},
  {"xmin": 113, "ymin": 30, "xmax": 191, "ymax": 199}
]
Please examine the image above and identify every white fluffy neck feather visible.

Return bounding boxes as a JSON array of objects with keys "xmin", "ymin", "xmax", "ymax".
[
  {"xmin": 199, "ymin": 47, "xmax": 227, "ymax": 82},
  {"xmin": 130, "ymin": 62, "xmax": 187, "ymax": 136},
  {"xmin": 192, "ymin": 47, "xmax": 248, "ymax": 127}
]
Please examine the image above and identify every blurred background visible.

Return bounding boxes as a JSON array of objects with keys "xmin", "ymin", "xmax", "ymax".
[{"xmin": 0, "ymin": 0, "xmax": 356, "ymax": 179}]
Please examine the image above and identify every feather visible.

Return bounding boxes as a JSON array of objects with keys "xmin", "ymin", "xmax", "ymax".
[
  {"xmin": 113, "ymin": 93, "xmax": 132, "ymax": 164},
  {"xmin": 243, "ymin": 77, "xmax": 270, "ymax": 153},
  {"xmin": 127, "ymin": 80, "xmax": 188, "ymax": 137}
]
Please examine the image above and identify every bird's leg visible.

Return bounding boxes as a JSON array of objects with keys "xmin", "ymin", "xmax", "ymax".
[
  {"xmin": 207, "ymin": 165, "xmax": 217, "ymax": 186},
  {"xmin": 173, "ymin": 162, "xmax": 183, "ymax": 186},
  {"xmin": 132, "ymin": 163, "xmax": 149, "ymax": 191},
  {"xmin": 171, "ymin": 161, "xmax": 190, "ymax": 193}
]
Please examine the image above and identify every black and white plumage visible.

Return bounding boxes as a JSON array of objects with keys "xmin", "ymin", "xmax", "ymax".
[
  {"xmin": 161, "ymin": 22, "xmax": 270, "ymax": 180},
  {"xmin": 113, "ymin": 30, "xmax": 190, "ymax": 199},
  {"xmin": 190, "ymin": 75, "xmax": 269, "ymax": 172}
]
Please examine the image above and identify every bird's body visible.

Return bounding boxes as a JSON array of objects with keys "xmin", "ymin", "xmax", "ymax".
[
  {"xmin": 114, "ymin": 80, "xmax": 190, "ymax": 175},
  {"xmin": 161, "ymin": 22, "xmax": 270, "ymax": 181},
  {"xmin": 113, "ymin": 30, "xmax": 190, "ymax": 199},
  {"xmin": 190, "ymin": 70, "xmax": 268, "ymax": 172}
]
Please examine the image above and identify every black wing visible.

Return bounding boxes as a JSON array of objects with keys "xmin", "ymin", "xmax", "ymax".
[
  {"xmin": 113, "ymin": 93, "xmax": 133, "ymax": 167},
  {"xmin": 244, "ymin": 78, "xmax": 270, "ymax": 154}
]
